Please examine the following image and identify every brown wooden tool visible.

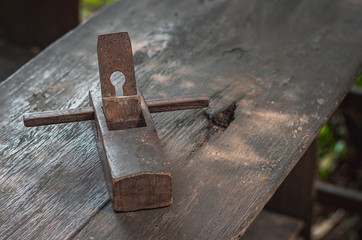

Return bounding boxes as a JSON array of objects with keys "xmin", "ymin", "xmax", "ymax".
[{"xmin": 23, "ymin": 32, "xmax": 209, "ymax": 212}]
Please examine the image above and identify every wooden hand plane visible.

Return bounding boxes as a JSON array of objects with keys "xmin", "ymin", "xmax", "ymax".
[{"xmin": 23, "ymin": 32, "xmax": 209, "ymax": 211}]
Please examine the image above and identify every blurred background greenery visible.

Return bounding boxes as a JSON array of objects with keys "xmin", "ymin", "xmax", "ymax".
[
  {"xmin": 318, "ymin": 74, "xmax": 362, "ymax": 182},
  {"xmin": 80, "ymin": 0, "xmax": 116, "ymax": 21}
]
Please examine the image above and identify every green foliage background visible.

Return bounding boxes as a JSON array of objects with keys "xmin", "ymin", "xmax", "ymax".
[
  {"xmin": 318, "ymin": 74, "xmax": 362, "ymax": 179},
  {"xmin": 80, "ymin": 0, "xmax": 116, "ymax": 20},
  {"xmin": 355, "ymin": 73, "xmax": 362, "ymax": 87}
]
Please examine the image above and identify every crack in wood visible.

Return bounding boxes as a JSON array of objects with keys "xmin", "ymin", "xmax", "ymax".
[
  {"xmin": 206, "ymin": 102, "xmax": 236, "ymax": 132},
  {"xmin": 185, "ymin": 102, "xmax": 237, "ymax": 162},
  {"xmin": 222, "ymin": 47, "xmax": 248, "ymax": 59}
]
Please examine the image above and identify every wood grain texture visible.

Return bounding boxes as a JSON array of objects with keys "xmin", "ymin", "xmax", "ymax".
[{"xmin": 1, "ymin": 0, "xmax": 362, "ymax": 239}]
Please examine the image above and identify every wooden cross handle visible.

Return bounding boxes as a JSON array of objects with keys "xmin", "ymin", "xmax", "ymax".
[{"xmin": 23, "ymin": 96, "xmax": 209, "ymax": 127}]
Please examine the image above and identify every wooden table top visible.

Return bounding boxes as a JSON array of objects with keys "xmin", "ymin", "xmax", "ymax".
[{"xmin": 1, "ymin": 0, "xmax": 362, "ymax": 239}]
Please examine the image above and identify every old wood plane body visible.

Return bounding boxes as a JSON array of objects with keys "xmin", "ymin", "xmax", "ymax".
[{"xmin": 90, "ymin": 91, "xmax": 172, "ymax": 211}]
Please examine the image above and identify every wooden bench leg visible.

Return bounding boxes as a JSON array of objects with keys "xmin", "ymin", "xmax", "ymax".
[{"xmin": 266, "ymin": 139, "xmax": 318, "ymax": 240}]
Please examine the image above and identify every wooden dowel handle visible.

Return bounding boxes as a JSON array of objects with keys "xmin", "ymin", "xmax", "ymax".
[
  {"xmin": 23, "ymin": 107, "xmax": 95, "ymax": 127},
  {"xmin": 147, "ymin": 96, "xmax": 209, "ymax": 113},
  {"xmin": 23, "ymin": 96, "xmax": 209, "ymax": 127}
]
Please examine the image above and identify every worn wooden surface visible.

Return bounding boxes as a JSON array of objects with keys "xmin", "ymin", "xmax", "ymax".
[{"xmin": 1, "ymin": 0, "xmax": 362, "ymax": 239}]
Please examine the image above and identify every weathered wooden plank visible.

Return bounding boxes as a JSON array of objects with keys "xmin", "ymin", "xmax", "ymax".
[{"xmin": 1, "ymin": 0, "xmax": 362, "ymax": 239}]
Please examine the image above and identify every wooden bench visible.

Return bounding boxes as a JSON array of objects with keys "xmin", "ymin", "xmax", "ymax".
[{"xmin": 1, "ymin": 0, "xmax": 362, "ymax": 239}]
